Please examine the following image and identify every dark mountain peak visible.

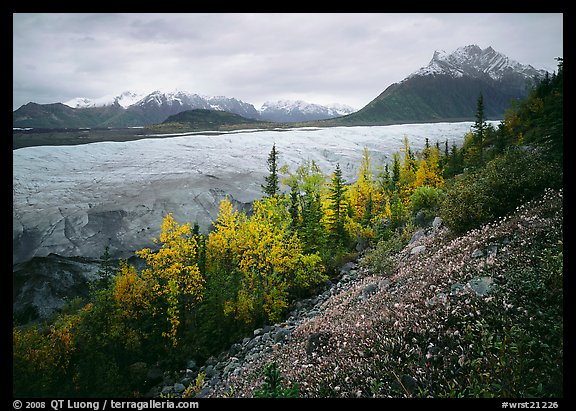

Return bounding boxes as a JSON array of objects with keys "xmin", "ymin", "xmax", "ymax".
[{"xmin": 462, "ymin": 44, "xmax": 482, "ymax": 54}]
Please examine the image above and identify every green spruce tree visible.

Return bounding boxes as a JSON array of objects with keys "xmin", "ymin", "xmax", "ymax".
[
  {"xmin": 95, "ymin": 245, "xmax": 117, "ymax": 288},
  {"xmin": 472, "ymin": 93, "xmax": 487, "ymax": 163},
  {"xmin": 391, "ymin": 152, "xmax": 401, "ymax": 191},
  {"xmin": 328, "ymin": 163, "xmax": 348, "ymax": 247},
  {"xmin": 262, "ymin": 144, "xmax": 279, "ymax": 197}
]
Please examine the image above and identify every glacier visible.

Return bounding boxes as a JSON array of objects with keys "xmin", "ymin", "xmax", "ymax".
[
  {"xmin": 13, "ymin": 121, "xmax": 495, "ymax": 266},
  {"xmin": 14, "ymin": 121, "xmax": 500, "ymax": 321}
]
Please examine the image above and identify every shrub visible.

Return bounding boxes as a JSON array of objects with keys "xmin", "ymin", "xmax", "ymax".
[
  {"xmin": 439, "ymin": 147, "xmax": 562, "ymax": 234},
  {"xmin": 359, "ymin": 235, "xmax": 404, "ymax": 276},
  {"xmin": 253, "ymin": 361, "xmax": 299, "ymax": 398},
  {"xmin": 410, "ymin": 185, "xmax": 444, "ymax": 227}
]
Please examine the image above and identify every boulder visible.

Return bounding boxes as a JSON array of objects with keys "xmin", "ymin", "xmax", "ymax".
[
  {"xmin": 358, "ymin": 283, "xmax": 379, "ymax": 301},
  {"xmin": 410, "ymin": 245, "xmax": 426, "ymax": 256},
  {"xmin": 173, "ymin": 383, "xmax": 186, "ymax": 394},
  {"xmin": 432, "ymin": 216, "xmax": 443, "ymax": 230},
  {"xmin": 274, "ymin": 328, "xmax": 291, "ymax": 343},
  {"xmin": 471, "ymin": 248, "xmax": 484, "ymax": 258},
  {"xmin": 306, "ymin": 331, "xmax": 332, "ymax": 358},
  {"xmin": 467, "ymin": 276, "xmax": 495, "ymax": 297},
  {"xmin": 409, "ymin": 229, "xmax": 427, "ymax": 244}
]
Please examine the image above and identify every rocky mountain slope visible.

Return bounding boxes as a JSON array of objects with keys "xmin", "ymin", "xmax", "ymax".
[
  {"xmin": 151, "ymin": 188, "xmax": 562, "ymax": 398},
  {"xmin": 130, "ymin": 91, "xmax": 261, "ymax": 124},
  {"xmin": 12, "ymin": 102, "xmax": 128, "ymax": 129}
]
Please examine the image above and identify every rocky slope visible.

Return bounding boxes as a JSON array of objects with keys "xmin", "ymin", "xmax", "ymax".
[{"xmin": 149, "ymin": 188, "xmax": 563, "ymax": 398}]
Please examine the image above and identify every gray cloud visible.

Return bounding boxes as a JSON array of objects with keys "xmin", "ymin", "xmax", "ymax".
[{"xmin": 13, "ymin": 13, "xmax": 563, "ymax": 111}]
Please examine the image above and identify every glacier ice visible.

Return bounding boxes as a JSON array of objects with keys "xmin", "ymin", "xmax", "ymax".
[{"xmin": 13, "ymin": 122, "xmax": 491, "ymax": 264}]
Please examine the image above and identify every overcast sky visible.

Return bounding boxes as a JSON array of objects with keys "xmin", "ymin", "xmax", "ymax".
[{"xmin": 13, "ymin": 13, "xmax": 563, "ymax": 111}]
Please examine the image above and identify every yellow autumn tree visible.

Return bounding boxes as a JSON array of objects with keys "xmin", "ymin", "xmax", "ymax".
[
  {"xmin": 206, "ymin": 197, "xmax": 244, "ymax": 289},
  {"xmin": 205, "ymin": 198, "xmax": 245, "ymax": 328},
  {"xmin": 209, "ymin": 197, "xmax": 325, "ymax": 325},
  {"xmin": 105, "ymin": 260, "xmax": 153, "ymax": 350},
  {"xmin": 414, "ymin": 144, "xmax": 445, "ymax": 189},
  {"xmin": 13, "ymin": 308, "xmax": 86, "ymax": 396},
  {"xmin": 398, "ymin": 136, "xmax": 417, "ymax": 203},
  {"xmin": 136, "ymin": 212, "xmax": 205, "ymax": 346},
  {"xmin": 347, "ymin": 147, "xmax": 390, "ymax": 240},
  {"xmin": 207, "ymin": 197, "xmax": 240, "ymax": 255},
  {"xmin": 113, "ymin": 260, "xmax": 150, "ymax": 320}
]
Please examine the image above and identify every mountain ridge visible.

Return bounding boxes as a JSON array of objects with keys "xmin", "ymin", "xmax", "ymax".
[
  {"xmin": 64, "ymin": 90, "xmax": 146, "ymax": 109},
  {"xmin": 259, "ymin": 100, "xmax": 356, "ymax": 122},
  {"xmin": 408, "ymin": 44, "xmax": 546, "ymax": 83},
  {"xmin": 14, "ymin": 90, "xmax": 354, "ymax": 128}
]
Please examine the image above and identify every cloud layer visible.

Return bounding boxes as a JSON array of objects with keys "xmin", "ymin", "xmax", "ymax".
[{"xmin": 13, "ymin": 13, "xmax": 563, "ymax": 111}]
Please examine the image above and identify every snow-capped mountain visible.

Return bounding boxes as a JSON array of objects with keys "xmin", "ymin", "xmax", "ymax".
[
  {"xmin": 259, "ymin": 99, "xmax": 356, "ymax": 122},
  {"xmin": 327, "ymin": 103, "xmax": 358, "ymax": 116},
  {"xmin": 64, "ymin": 97, "xmax": 101, "ymax": 109},
  {"xmin": 128, "ymin": 90, "xmax": 261, "ymax": 124},
  {"xmin": 336, "ymin": 45, "xmax": 549, "ymax": 125},
  {"xmin": 16, "ymin": 90, "xmax": 263, "ymax": 128},
  {"xmin": 15, "ymin": 89, "xmax": 358, "ymax": 128},
  {"xmin": 134, "ymin": 90, "xmax": 208, "ymax": 109},
  {"xmin": 64, "ymin": 91, "xmax": 147, "ymax": 109},
  {"xmin": 408, "ymin": 45, "xmax": 547, "ymax": 84}
]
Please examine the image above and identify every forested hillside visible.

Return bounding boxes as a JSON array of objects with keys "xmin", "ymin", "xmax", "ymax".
[{"xmin": 13, "ymin": 59, "xmax": 563, "ymax": 398}]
